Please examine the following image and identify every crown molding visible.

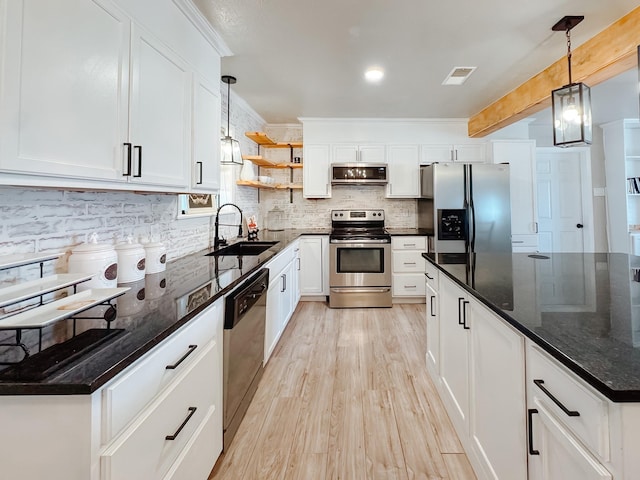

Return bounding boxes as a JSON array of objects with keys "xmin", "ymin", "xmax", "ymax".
[{"xmin": 172, "ymin": 0, "xmax": 233, "ymax": 56}]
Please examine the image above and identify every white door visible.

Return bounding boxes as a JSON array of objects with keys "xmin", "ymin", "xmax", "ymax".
[
  {"xmin": 0, "ymin": 0, "xmax": 130, "ymax": 180},
  {"xmin": 425, "ymin": 277, "xmax": 439, "ymax": 376},
  {"xmin": 536, "ymin": 148, "xmax": 594, "ymax": 252},
  {"xmin": 299, "ymin": 237, "xmax": 324, "ymax": 294},
  {"xmin": 129, "ymin": 25, "xmax": 191, "ymax": 188},
  {"xmin": 303, "ymin": 144, "xmax": 331, "ymax": 198},
  {"xmin": 386, "ymin": 145, "xmax": 420, "ymax": 198}
]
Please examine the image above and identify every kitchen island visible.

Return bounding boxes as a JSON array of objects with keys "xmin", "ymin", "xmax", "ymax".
[{"xmin": 424, "ymin": 251, "xmax": 640, "ymax": 480}]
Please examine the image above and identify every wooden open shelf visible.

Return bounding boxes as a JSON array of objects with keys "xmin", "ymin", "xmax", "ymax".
[
  {"xmin": 245, "ymin": 131, "xmax": 303, "ymax": 149},
  {"xmin": 236, "ymin": 180, "xmax": 302, "ymax": 190},
  {"xmin": 242, "ymin": 155, "xmax": 303, "ymax": 169}
]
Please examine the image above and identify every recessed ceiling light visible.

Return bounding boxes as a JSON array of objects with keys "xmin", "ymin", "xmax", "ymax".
[
  {"xmin": 364, "ymin": 67, "xmax": 384, "ymax": 83},
  {"xmin": 442, "ymin": 66, "xmax": 477, "ymax": 85}
]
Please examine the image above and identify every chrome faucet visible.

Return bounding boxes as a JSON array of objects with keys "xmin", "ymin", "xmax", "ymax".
[{"xmin": 214, "ymin": 203, "xmax": 243, "ymax": 249}]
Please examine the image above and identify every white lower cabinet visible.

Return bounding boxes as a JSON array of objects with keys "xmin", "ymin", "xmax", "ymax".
[
  {"xmin": 0, "ymin": 299, "xmax": 224, "ymax": 480},
  {"xmin": 435, "ymin": 274, "xmax": 526, "ymax": 480},
  {"xmin": 298, "ymin": 235, "xmax": 328, "ymax": 296},
  {"xmin": 264, "ymin": 242, "xmax": 300, "ymax": 362},
  {"xmin": 392, "ymin": 236, "xmax": 427, "ymax": 298},
  {"xmin": 425, "ymin": 260, "xmax": 439, "ymax": 376}
]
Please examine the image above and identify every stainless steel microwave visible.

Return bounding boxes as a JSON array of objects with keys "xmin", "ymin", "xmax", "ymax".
[{"xmin": 331, "ymin": 163, "xmax": 388, "ymax": 185}]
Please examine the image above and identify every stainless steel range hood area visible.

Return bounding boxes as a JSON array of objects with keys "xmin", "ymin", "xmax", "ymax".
[{"xmin": 331, "ymin": 163, "xmax": 388, "ymax": 185}]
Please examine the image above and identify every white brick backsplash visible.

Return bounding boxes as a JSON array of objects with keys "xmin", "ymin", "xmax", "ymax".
[{"xmin": 39, "ymin": 204, "xmax": 87, "ymax": 217}]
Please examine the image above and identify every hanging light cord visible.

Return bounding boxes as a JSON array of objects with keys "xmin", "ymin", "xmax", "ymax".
[
  {"xmin": 225, "ymin": 80, "xmax": 231, "ymax": 136},
  {"xmin": 565, "ymin": 27, "xmax": 573, "ymax": 85}
]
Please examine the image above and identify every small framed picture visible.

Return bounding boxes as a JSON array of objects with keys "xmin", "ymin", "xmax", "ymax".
[{"xmin": 178, "ymin": 194, "xmax": 216, "ymax": 217}]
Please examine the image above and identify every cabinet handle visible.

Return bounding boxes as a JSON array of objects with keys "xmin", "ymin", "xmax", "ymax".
[
  {"xmin": 527, "ymin": 408, "xmax": 540, "ymax": 455},
  {"xmin": 165, "ymin": 407, "xmax": 197, "ymax": 440},
  {"xmin": 403, "ymin": 262, "xmax": 417, "ymax": 266},
  {"xmin": 462, "ymin": 300, "xmax": 470, "ymax": 329},
  {"xmin": 458, "ymin": 297, "xmax": 465, "ymax": 325},
  {"xmin": 281, "ymin": 273, "xmax": 286, "ymax": 292},
  {"xmin": 123, "ymin": 143, "xmax": 132, "ymax": 176},
  {"xmin": 533, "ymin": 379, "xmax": 580, "ymax": 417},
  {"xmin": 297, "ymin": 257, "xmax": 301, "ymax": 271},
  {"xmin": 196, "ymin": 161, "xmax": 203, "ymax": 184},
  {"xmin": 430, "ymin": 295, "xmax": 436, "ymax": 316},
  {"xmin": 425, "ymin": 273, "xmax": 434, "ymax": 280},
  {"xmin": 405, "ymin": 285, "xmax": 417, "ymax": 289},
  {"xmin": 534, "ymin": 222, "xmax": 539, "ymax": 233},
  {"xmin": 404, "ymin": 243, "xmax": 416, "ymax": 248},
  {"xmin": 450, "ymin": 149, "xmax": 454, "ymax": 162},
  {"xmin": 165, "ymin": 344, "xmax": 197, "ymax": 370},
  {"xmin": 455, "ymin": 149, "xmax": 458, "ymax": 161},
  {"xmin": 133, "ymin": 145, "xmax": 142, "ymax": 177}
]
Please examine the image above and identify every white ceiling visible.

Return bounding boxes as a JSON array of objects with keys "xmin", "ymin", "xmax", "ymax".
[{"xmin": 193, "ymin": 0, "xmax": 640, "ymax": 125}]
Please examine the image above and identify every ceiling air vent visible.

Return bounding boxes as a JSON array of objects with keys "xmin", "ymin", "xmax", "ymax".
[{"xmin": 442, "ymin": 66, "xmax": 477, "ymax": 86}]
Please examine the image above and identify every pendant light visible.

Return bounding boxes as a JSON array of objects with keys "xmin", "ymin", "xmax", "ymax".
[
  {"xmin": 551, "ymin": 16, "xmax": 592, "ymax": 147},
  {"xmin": 220, "ymin": 75, "xmax": 243, "ymax": 165}
]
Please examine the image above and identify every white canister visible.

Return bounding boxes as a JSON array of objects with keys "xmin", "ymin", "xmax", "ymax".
[
  {"xmin": 115, "ymin": 238, "xmax": 146, "ymax": 283},
  {"xmin": 68, "ymin": 234, "xmax": 118, "ymax": 290},
  {"xmin": 144, "ymin": 241, "xmax": 166, "ymax": 274}
]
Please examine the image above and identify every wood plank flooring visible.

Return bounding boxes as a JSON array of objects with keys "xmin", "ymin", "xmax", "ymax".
[{"xmin": 209, "ymin": 302, "xmax": 476, "ymax": 480}]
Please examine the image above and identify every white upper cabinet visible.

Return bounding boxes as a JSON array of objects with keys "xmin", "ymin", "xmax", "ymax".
[
  {"xmin": 386, "ymin": 145, "xmax": 420, "ymax": 197},
  {"xmin": 191, "ymin": 76, "xmax": 221, "ymax": 192},
  {"xmin": 421, "ymin": 143, "xmax": 486, "ymax": 164},
  {"xmin": 332, "ymin": 144, "xmax": 386, "ymax": 163},
  {"xmin": 303, "ymin": 144, "xmax": 331, "ymax": 198},
  {"xmin": 0, "ymin": 0, "xmax": 222, "ymax": 192},
  {"xmin": 0, "ymin": 0, "xmax": 131, "ymax": 182},
  {"xmin": 127, "ymin": 25, "xmax": 191, "ymax": 188}
]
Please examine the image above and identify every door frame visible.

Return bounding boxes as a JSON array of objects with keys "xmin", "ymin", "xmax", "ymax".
[{"xmin": 536, "ymin": 147, "xmax": 595, "ymax": 253}]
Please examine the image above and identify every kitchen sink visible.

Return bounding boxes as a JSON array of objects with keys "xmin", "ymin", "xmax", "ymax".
[{"xmin": 206, "ymin": 241, "xmax": 278, "ymax": 257}]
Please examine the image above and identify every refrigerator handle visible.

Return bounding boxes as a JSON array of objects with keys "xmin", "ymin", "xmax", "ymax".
[
  {"xmin": 469, "ymin": 165, "xmax": 476, "ymax": 252},
  {"xmin": 463, "ymin": 165, "xmax": 470, "ymax": 253}
]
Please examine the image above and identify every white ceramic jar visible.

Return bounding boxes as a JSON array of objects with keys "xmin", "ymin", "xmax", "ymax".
[
  {"xmin": 115, "ymin": 237, "xmax": 146, "ymax": 283},
  {"xmin": 68, "ymin": 234, "xmax": 118, "ymax": 290},
  {"xmin": 143, "ymin": 241, "xmax": 166, "ymax": 274}
]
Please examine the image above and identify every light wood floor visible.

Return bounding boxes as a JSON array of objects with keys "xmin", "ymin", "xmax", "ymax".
[{"xmin": 209, "ymin": 302, "xmax": 476, "ymax": 480}]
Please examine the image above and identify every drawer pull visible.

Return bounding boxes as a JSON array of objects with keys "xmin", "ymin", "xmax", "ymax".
[
  {"xmin": 533, "ymin": 379, "xmax": 580, "ymax": 417},
  {"xmin": 527, "ymin": 409, "xmax": 540, "ymax": 455},
  {"xmin": 430, "ymin": 295, "xmax": 436, "ymax": 317},
  {"xmin": 403, "ymin": 243, "xmax": 416, "ymax": 248},
  {"xmin": 166, "ymin": 344, "xmax": 197, "ymax": 370},
  {"xmin": 403, "ymin": 262, "xmax": 417, "ymax": 266},
  {"xmin": 462, "ymin": 300, "xmax": 470, "ymax": 330},
  {"xmin": 458, "ymin": 297, "xmax": 465, "ymax": 325},
  {"xmin": 425, "ymin": 272, "xmax": 434, "ymax": 280},
  {"xmin": 123, "ymin": 143, "xmax": 132, "ymax": 176},
  {"xmin": 165, "ymin": 406, "xmax": 197, "ymax": 441}
]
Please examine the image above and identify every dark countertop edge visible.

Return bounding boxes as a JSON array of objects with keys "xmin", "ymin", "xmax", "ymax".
[
  {"xmin": 423, "ymin": 253, "xmax": 640, "ymax": 403},
  {"xmin": 0, "ymin": 231, "xmax": 326, "ymax": 396},
  {"xmin": 386, "ymin": 228, "xmax": 433, "ymax": 236}
]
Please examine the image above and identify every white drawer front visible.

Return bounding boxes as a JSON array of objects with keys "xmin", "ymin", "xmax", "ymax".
[
  {"xmin": 101, "ymin": 342, "xmax": 217, "ymax": 480},
  {"xmin": 424, "ymin": 260, "xmax": 439, "ymax": 290},
  {"xmin": 265, "ymin": 244, "xmax": 294, "ymax": 277},
  {"xmin": 393, "ymin": 251, "xmax": 425, "ymax": 273},
  {"xmin": 527, "ymin": 343, "xmax": 610, "ymax": 460},
  {"xmin": 393, "ymin": 274, "xmax": 426, "ymax": 296},
  {"xmin": 102, "ymin": 306, "xmax": 218, "ymax": 443},
  {"xmin": 162, "ymin": 405, "xmax": 222, "ymax": 480},
  {"xmin": 392, "ymin": 236, "xmax": 427, "ymax": 250}
]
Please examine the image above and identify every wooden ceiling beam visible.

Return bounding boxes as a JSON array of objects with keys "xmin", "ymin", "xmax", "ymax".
[{"xmin": 468, "ymin": 7, "xmax": 640, "ymax": 138}]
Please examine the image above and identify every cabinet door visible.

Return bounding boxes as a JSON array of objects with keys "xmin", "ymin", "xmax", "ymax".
[
  {"xmin": 359, "ymin": 144, "xmax": 386, "ymax": 163},
  {"xmin": 265, "ymin": 273, "xmax": 283, "ymax": 363},
  {"xmin": 332, "ymin": 144, "xmax": 358, "ymax": 163},
  {"xmin": 299, "ymin": 237, "xmax": 324, "ymax": 294},
  {"xmin": 281, "ymin": 260, "xmax": 296, "ymax": 329},
  {"xmin": 439, "ymin": 277, "xmax": 470, "ymax": 434},
  {"xmin": 426, "ymin": 278, "xmax": 439, "ymax": 376},
  {"xmin": 0, "ymin": 0, "xmax": 130, "ymax": 181},
  {"xmin": 469, "ymin": 301, "xmax": 527, "ymax": 480},
  {"xmin": 454, "ymin": 144, "xmax": 485, "ymax": 163},
  {"xmin": 528, "ymin": 403, "xmax": 612, "ymax": 480},
  {"xmin": 191, "ymin": 76, "xmax": 220, "ymax": 192},
  {"xmin": 303, "ymin": 144, "xmax": 331, "ymax": 198},
  {"xmin": 129, "ymin": 25, "xmax": 191, "ymax": 188},
  {"xmin": 386, "ymin": 145, "xmax": 420, "ymax": 197},
  {"xmin": 421, "ymin": 145, "xmax": 453, "ymax": 164}
]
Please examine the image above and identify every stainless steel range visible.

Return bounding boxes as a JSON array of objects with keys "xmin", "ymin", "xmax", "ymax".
[{"xmin": 329, "ymin": 209, "xmax": 392, "ymax": 308}]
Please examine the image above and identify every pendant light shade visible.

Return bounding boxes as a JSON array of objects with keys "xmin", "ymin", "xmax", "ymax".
[
  {"xmin": 221, "ymin": 75, "xmax": 243, "ymax": 165},
  {"xmin": 551, "ymin": 16, "xmax": 592, "ymax": 147}
]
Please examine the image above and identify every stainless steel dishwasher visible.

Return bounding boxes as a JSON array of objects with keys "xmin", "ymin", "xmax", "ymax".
[{"xmin": 222, "ymin": 268, "xmax": 269, "ymax": 450}]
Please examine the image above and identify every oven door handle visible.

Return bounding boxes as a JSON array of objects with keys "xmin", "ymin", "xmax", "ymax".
[
  {"xmin": 330, "ymin": 239, "xmax": 391, "ymax": 244},
  {"xmin": 330, "ymin": 287, "xmax": 391, "ymax": 293}
]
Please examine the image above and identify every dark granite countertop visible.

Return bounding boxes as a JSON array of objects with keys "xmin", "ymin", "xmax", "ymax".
[
  {"xmin": 0, "ymin": 229, "xmax": 328, "ymax": 395},
  {"xmin": 424, "ymin": 252, "xmax": 640, "ymax": 402}
]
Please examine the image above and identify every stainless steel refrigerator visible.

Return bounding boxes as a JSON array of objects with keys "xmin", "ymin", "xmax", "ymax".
[{"xmin": 417, "ymin": 163, "xmax": 512, "ymax": 254}]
